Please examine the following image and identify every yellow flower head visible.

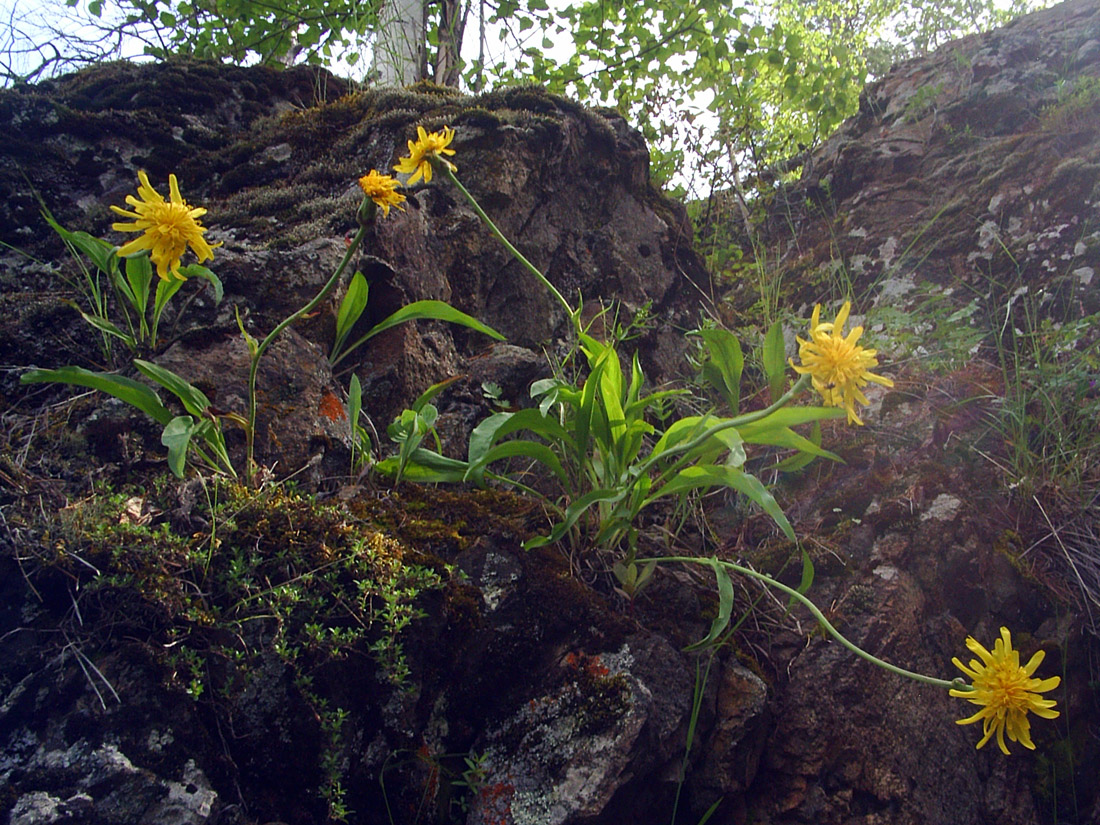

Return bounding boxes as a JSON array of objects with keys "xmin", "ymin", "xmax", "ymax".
[
  {"xmin": 393, "ymin": 125, "xmax": 457, "ymax": 185},
  {"xmin": 110, "ymin": 170, "xmax": 219, "ymax": 281},
  {"xmin": 949, "ymin": 627, "xmax": 1060, "ymax": 755},
  {"xmin": 790, "ymin": 300, "xmax": 894, "ymax": 425},
  {"xmin": 358, "ymin": 170, "xmax": 407, "ymax": 217}
]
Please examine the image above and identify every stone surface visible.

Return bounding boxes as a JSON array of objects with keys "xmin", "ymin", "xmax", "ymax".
[
  {"xmin": 717, "ymin": 0, "xmax": 1100, "ymax": 330},
  {"xmin": 0, "ymin": 62, "xmax": 709, "ymax": 441},
  {"xmin": 2, "ymin": 3, "xmax": 1100, "ymax": 825}
]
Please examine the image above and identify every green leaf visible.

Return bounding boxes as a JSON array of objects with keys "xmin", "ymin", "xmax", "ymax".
[
  {"xmin": 20, "ymin": 366, "xmax": 173, "ymax": 425},
  {"xmin": 41, "ymin": 210, "xmax": 117, "ymax": 275},
  {"xmin": 467, "ymin": 409, "xmax": 574, "ymax": 465},
  {"xmin": 71, "ymin": 307, "xmax": 135, "ymax": 347},
  {"xmin": 793, "ymin": 543, "xmax": 815, "ymax": 606},
  {"xmin": 595, "ymin": 345, "xmax": 627, "ymax": 444},
  {"xmin": 124, "ymin": 253, "xmax": 153, "ymax": 318},
  {"xmin": 375, "ymin": 448, "xmax": 470, "ymax": 483},
  {"xmin": 410, "ymin": 375, "xmax": 462, "ymax": 413},
  {"xmin": 336, "ymin": 300, "xmax": 504, "ymax": 366},
  {"xmin": 741, "ymin": 424, "xmax": 840, "ymax": 461},
  {"xmin": 772, "ymin": 422, "xmax": 836, "ymax": 472},
  {"xmin": 686, "ymin": 558, "xmax": 734, "ymax": 650},
  {"xmin": 762, "ymin": 320, "xmax": 787, "ymax": 403},
  {"xmin": 133, "ymin": 359, "xmax": 210, "ymax": 417},
  {"xmin": 648, "ymin": 465, "xmax": 793, "ymax": 541},
  {"xmin": 523, "ymin": 488, "xmax": 626, "ymax": 550},
  {"xmin": 736, "ymin": 406, "xmax": 846, "ymax": 439},
  {"xmin": 177, "ymin": 265, "xmax": 224, "ymax": 303},
  {"xmin": 574, "ymin": 354, "xmax": 606, "ymax": 461},
  {"xmin": 235, "ymin": 306, "xmax": 259, "ymax": 359},
  {"xmin": 650, "ymin": 415, "xmax": 744, "ymax": 467},
  {"xmin": 332, "ymin": 271, "xmax": 369, "ymax": 361},
  {"xmin": 161, "ymin": 415, "xmax": 195, "ymax": 478},
  {"xmin": 151, "ymin": 274, "xmax": 186, "ymax": 343},
  {"xmin": 465, "ymin": 440, "xmax": 568, "ymax": 487},
  {"xmin": 349, "ymin": 373, "xmax": 363, "ymax": 431},
  {"xmin": 697, "ymin": 328, "xmax": 743, "ymax": 412}
]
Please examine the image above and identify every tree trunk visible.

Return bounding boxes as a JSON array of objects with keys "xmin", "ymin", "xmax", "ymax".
[
  {"xmin": 434, "ymin": 0, "xmax": 467, "ymax": 87},
  {"xmin": 374, "ymin": 0, "xmax": 427, "ymax": 86}
]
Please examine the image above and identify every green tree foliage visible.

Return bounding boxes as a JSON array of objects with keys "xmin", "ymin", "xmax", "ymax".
[
  {"xmin": 71, "ymin": 0, "xmax": 383, "ymax": 67},
  {"xmin": 12, "ymin": 0, "xmax": 1047, "ymax": 190},
  {"xmin": 480, "ymin": 0, "xmax": 1047, "ymax": 191}
]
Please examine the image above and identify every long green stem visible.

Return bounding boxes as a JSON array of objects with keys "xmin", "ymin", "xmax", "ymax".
[
  {"xmin": 645, "ymin": 555, "xmax": 968, "ymax": 691},
  {"xmin": 440, "ymin": 164, "xmax": 576, "ymax": 322},
  {"xmin": 245, "ymin": 200, "xmax": 371, "ymax": 480}
]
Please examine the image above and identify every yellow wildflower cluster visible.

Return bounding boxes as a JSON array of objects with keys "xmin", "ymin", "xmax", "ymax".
[
  {"xmin": 791, "ymin": 301, "xmax": 894, "ymax": 425},
  {"xmin": 112, "ymin": 126, "xmax": 457, "ymax": 275},
  {"xmin": 950, "ymin": 627, "xmax": 1060, "ymax": 754},
  {"xmin": 111, "ymin": 171, "xmax": 219, "ymax": 281}
]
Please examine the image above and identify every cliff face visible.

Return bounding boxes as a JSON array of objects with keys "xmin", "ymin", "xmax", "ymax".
[
  {"xmin": 0, "ymin": 61, "xmax": 707, "ymax": 476},
  {"xmin": 718, "ymin": 0, "xmax": 1100, "ymax": 324},
  {"xmin": 710, "ymin": 2, "xmax": 1100, "ymax": 823},
  {"xmin": 1, "ymin": 2, "xmax": 1099, "ymax": 825}
]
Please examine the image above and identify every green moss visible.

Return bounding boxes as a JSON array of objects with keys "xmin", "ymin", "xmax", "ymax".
[
  {"xmin": 28, "ymin": 478, "xmax": 449, "ymax": 691},
  {"xmin": 455, "ymin": 107, "xmax": 505, "ymax": 130},
  {"xmin": 407, "ymin": 79, "xmax": 463, "ymax": 98},
  {"xmin": 349, "ymin": 485, "xmax": 536, "ymax": 557},
  {"xmin": 992, "ymin": 528, "xmax": 1034, "ymax": 579},
  {"xmin": 570, "ymin": 666, "xmax": 631, "ymax": 736}
]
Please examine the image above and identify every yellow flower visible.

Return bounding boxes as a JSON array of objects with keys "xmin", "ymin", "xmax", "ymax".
[
  {"xmin": 949, "ymin": 627, "xmax": 1060, "ymax": 755},
  {"xmin": 110, "ymin": 170, "xmax": 218, "ymax": 281},
  {"xmin": 393, "ymin": 125, "xmax": 457, "ymax": 185},
  {"xmin": 790, "ymin": 300, "xmax": 894, "ymax": 425},
  {"xmin": 358, "ymin": 170, "xmax": 407, "ymax": 217}
]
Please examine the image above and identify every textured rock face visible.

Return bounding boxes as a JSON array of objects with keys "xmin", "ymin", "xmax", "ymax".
[
  {"xmin": 2, "ymin": 4, "xmax": 1100, "ymax": 825},
  {"xmin": 0, "ymin": 62, "xmax": 708, "ymax": 454},
  {"xmin": 721, "ymin": 0, "xmax": 1100, "ymax": 325},
  {"xmin": 712, "ymin": 2, "xmax": 1100, "ymax": 823}
]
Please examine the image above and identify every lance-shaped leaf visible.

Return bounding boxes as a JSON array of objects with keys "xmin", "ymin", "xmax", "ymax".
[{"xmin": 20, "ymin": 366, "xmax": 173, "ymax": 425}]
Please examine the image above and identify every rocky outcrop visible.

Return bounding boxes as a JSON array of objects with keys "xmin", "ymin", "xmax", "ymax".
[
  {"xmin": 711, "ymin": 1, "xmax": 1100, "ymax": 822},
  {"xmin": 719, "ymin": 0, "xmax": 1100, "ymax": 325},
  {"xmin": 2, "ymin": 2, "xmax": 1100, "ymax": 825},
  {"xmin": 0, "ymin": 61, "xmax": 709, "ymax": 469}
]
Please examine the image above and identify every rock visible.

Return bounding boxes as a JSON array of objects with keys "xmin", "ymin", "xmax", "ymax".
[
  {"xmin": 1, "ymin": 63, "xmax": 710, "ymax": 471},
  {"xmin": 153, "ymin": 326, "xmax": 351, "ymax": 480},
  {"xmin": 720, "ymin": 0, "xmax": 1100, "ymax": 328},
  {"xmin": 3, "ymin": 3, "xmax": 1100, "ymax": 824}
]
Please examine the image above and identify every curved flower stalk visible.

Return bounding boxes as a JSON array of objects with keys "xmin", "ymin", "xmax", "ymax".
[
  {"xmin": 641, "ymin": 554, "xmax": 1061, "ymax": 756},
  {"xmin": 791, "ymin": 300, "xmax": 894, "ymax": 425},
  {"xmin": 243, "ymin": 188, "xmax": 380, "ymax": 477},
  {"xmin": 950, "ymin": 627, "xmax": 1061, "ymax": 754},
  {"xmin": 393, "ymin": 124, "xmax": 576, "ymax": 323}
]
